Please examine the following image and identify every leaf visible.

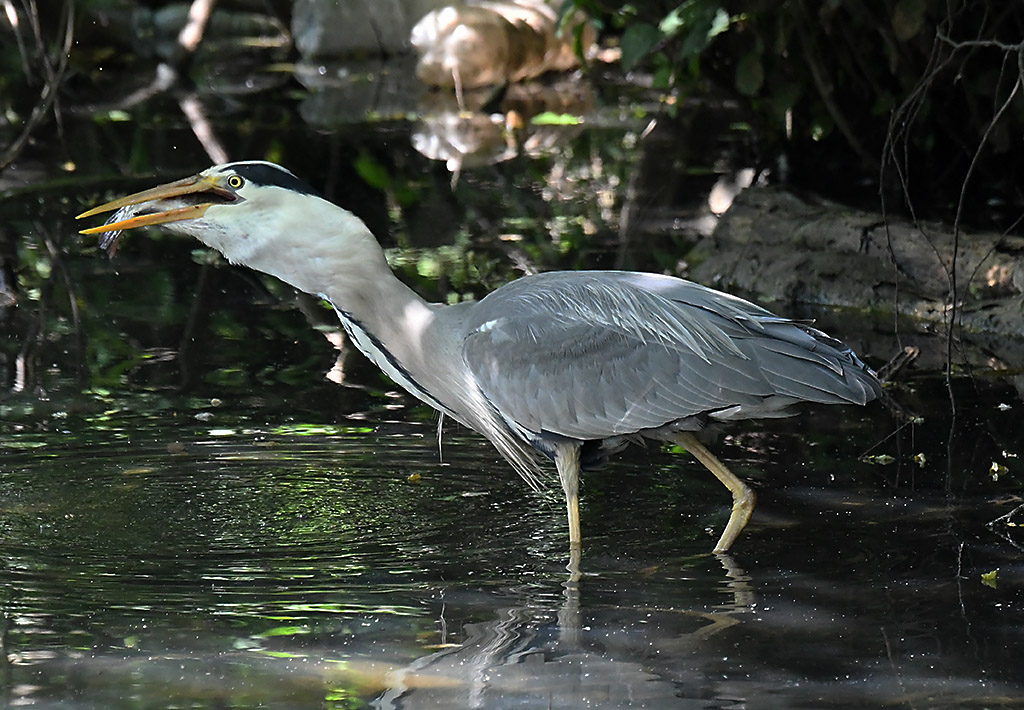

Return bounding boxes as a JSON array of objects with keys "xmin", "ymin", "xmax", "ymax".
[
  {"xmin": 530, "ymin": 111, "xmax": 583, "ymax": 126},
  {"xmin": 735, "ymin": 50, "xmax": 764, "ymax": 96},
  {"xmin": 659, "ymin": 5, "xmax": 686, "ymax": 35},
  {"xmin": 620, "ymin": 22, "xmax": 661, "ymax": 72},
  {"xmin": 255, "ymin": 624, "xmax": 311, "ymax": 639},
  {"xmin": 660, "ymin": 0, "xmax": 723, "ymax": 36},
  {"xmin": 981, "ymin": 569, "xmax": 998, "ymax": 589},
  {"xmin": 653, "ymin": 62, "xmax": 674, "ymax": 90},
  {"xmin": 662, "ymin": 1, "xmax": 732, "ymax": 60},
  {"xmin": 707, "ymin": 7, "xmax": 731, "ymax": 38},
  {"xmin": 892, "ymin": 0, "xmax": 927, "ymax": 41},
  {"xmin": 353, "ymin": 151, "xmax": 390, "ymax": 190}
]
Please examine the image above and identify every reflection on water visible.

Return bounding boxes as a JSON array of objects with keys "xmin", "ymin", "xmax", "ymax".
[{"xmin": 1, "ymin": 373, "xmax": 1022, "ymax": 708}]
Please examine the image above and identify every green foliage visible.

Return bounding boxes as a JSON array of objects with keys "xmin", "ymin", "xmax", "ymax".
[
  {"xmin": 891, "ymin": 0, "xmax": 929, "ymax": 41},
  {"xmin": 352, "ymin": 151, "xmax": 419, "ymax": 207},
  {"xmin": 530, "ymin": 111, "xmax": 584, "ymax": 125},
  {"xmin": 620, "ymin": 23, "xmax": 662, "ymax": 73},
  {"xmin": 579, "ymin": 0, "xmax": 1024, "ymax": 211},
  {"xmin": 734, "ymin": 49, "xmax": 763, "ymax": 96},
  {"xmin": 619, "ymin": 0, "xmax": 732, "ymax": 73},
  {"xmin": 353, "ymin": 152, "xmax": 391, "ymax": 191}
]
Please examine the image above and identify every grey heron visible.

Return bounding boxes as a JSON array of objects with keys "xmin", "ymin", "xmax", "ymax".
[{"xmin": 78, "ymin": 161, "xmax": 882, "ymax": 556}]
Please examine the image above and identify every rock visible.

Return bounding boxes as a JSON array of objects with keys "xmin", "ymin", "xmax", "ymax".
[
  {"xmin": 410, "ymin": 0, "xmax": 595, "ymax": 88},
  {"xmin": 690, "ymin": 186, "xmax": 1024, "ymax": 347}
]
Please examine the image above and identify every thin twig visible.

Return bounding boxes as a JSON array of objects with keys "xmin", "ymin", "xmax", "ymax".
[
  {"xmin": 935, "ymin": 32, "xmax": 1024, "ymax": 52},
  {"xmin": 947, "ymin": 50, "xmax": 1023, "ymax": 385},
  {"xmin": 0, "ymin": 0, "xmax": 74, "ymax": 170}
]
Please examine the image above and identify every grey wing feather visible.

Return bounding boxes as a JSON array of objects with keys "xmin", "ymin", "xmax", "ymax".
[{"xmin": 462, "ymin": 271, "xmax": 880, "ymax": 442}]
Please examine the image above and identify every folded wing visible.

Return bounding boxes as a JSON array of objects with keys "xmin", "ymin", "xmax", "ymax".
[{"xmin": 462, "ymin": 271, "xmax": 880, "ymax": 441}]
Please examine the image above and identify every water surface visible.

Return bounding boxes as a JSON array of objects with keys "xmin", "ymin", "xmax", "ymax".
[{"xmin": 2, "ymin": 367, "xmax": 1021, "ymax": 708}]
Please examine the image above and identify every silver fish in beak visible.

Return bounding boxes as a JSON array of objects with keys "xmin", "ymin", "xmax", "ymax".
[{"xmin": 77, "ymin": 173, "xmax": 239, "ymax": 255}]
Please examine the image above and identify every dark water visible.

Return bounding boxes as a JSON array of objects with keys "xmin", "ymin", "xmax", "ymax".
[
  {"xmin": 2, "ymin": 40, "xmax": 1023, "ymax": 710},
  {"xmin": 3, "ymin": 344, "xmax": 1022, "ymax": 708}
]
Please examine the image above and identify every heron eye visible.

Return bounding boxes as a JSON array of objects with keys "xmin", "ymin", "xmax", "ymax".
[{"xmin": 227, "ymin": 175, "xmax": 244, "ymax": 189}]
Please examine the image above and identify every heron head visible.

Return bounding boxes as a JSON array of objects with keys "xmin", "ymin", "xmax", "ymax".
[
  {"xmin": 78, "ymin": 161, "xmax": 389, "ymax": 300},
  {"xmin": 77, "ymin": 161, "xmax": 322, "ymax": 258}
]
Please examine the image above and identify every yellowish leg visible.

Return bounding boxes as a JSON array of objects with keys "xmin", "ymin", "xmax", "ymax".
[
  {"xmin": 554, "ymin": 443, "xmax": 582, "ymax": 552},
  {"xmin": 672, "ymin": 432, "xmax": 756, "ymax": 553}
]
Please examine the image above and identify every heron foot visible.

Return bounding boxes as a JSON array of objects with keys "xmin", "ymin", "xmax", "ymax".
[
  {"xmin": 713, "ymin": 485, "xmax": 756, "ymax": 553},
  {"xmin": 671, "ymin": 431, "xmax": 757, "ymax": 553}
]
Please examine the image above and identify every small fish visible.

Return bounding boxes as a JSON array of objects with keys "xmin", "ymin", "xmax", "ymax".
[{"xmin": 97, "ymin": 204, "xmax": 142, "ymax": 256}]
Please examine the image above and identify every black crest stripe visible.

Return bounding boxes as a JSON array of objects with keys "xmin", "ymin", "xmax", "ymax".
[{"xmin": 227, "ymin": 162, "xmax": 321, "ymax": 197}]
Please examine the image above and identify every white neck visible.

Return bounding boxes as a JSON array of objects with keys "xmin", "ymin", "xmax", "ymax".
[
  {"xmin": 199, "ymin": 196, "xmax": 457, "ymax": 410},
  {"xmin": 196, "ymin": 195, "xmax": 421, "ymax": 318},
  {"xmin": 190, "ymin": 190, "xmax": 538, "ymax": 476}
]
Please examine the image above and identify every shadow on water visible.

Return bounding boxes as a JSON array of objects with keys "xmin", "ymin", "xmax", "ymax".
[{"xmin": 1, "ymin": 17, "xmax": 1023, "ymax": 710}]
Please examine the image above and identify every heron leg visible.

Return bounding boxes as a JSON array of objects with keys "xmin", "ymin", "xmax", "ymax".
[
  {"xmin": 672, "ymin": 432, "xmax": 756, "ymax": 553},
  {"xmin": 554, "ymin": 443, "xmax": 582, "ymax": 551}
]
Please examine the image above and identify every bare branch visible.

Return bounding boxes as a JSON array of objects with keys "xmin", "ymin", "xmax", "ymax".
[
  {"xmin": 178, "ymin": 0, "xmax": 217, "ymax": 54},
  {"xmin": 0, "ymin": 0, "xmax": 74, "ymax": 170}
]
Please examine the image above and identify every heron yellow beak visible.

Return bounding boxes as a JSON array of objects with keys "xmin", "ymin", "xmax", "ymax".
[{"xmin": 76, "ymin": 174, "xmax": 232, "ymax": 235}]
